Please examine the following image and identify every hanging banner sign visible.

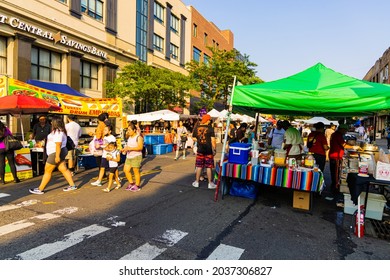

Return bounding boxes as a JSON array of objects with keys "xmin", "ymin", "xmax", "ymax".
[{"xmin": 0, "ymin": 77, "xmax": 122, "ymax": 117}]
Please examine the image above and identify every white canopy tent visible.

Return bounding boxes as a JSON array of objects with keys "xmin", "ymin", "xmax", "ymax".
[
  {"xmin": 127, "ymin": 109, "xmax": 180, "ymax": 122},
  {"xmin": 207, "ymin": 108, "xmax": 221, "ymax": 118},
  {"xmin": 303, "ymin": 116, "xmax": 339, "ymax": 126}
]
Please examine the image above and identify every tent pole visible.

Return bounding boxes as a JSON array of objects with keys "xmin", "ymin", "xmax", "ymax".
[
  {"xmin": 255, "ymin": 113, "xmax": 259, "ymax": 141},
  {"xmin": 214, "ymin": 76, "xmax": 237, "ymax": 202}
]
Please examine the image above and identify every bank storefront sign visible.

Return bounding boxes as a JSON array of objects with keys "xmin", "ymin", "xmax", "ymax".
[{"xmin": 0, "ymin": 14, "xmax": 107, "ymax": 59}]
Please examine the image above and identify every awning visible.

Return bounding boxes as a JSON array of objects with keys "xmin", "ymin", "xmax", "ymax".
[{"xmin": 26, "ymin": 79, "xmax": 89, "ymax": 97}]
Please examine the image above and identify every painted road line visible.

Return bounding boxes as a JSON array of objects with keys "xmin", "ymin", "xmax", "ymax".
[
  {"xmin": 0, "ymin": 213, "xmax": 59, "ymax": 237},
  {"xmin": 153, "ymin": 229, "xmax": 188, "ymax": 247},
  {"xmin": 120, "ymin": 229, "xmax": 188, "ymax": 260},
  {"xmin": 15, "ymin": 224, "xmax": 110, "ymax": 260},
  {"xmin": 0, "ymin": 200, "xmax": 40, "ymax": 213},
  {"xmin": 120, "ymin": 243, "xmax": 166, "ymax": 260},
  {"xmin": 0, "ymin": 193, "xmax": 10, "ymax": 198},
  {"xmin": 206, "ymin": 244, "xmax": 245, "ymax": 260},
  {"xmin": 0, "ymin": 204, "xmax": 20, "ymax": 212},
  {"xmin": 0, "ymin": 207, "xmax": 78, "ymax": 236}
]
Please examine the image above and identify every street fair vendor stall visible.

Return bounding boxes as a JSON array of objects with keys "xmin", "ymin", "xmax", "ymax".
[
  {"xmin": 217, "ymin": 63, "xmax": 390, "ymax": 223},
  {"xmin": 0, "ymin": 76, "xmax": 123, "ymax": 177}
]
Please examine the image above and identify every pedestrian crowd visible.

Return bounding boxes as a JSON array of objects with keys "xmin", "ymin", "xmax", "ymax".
[{"xmin": 0, "ymin": 109, "xmax": 385, "ymax": 204}]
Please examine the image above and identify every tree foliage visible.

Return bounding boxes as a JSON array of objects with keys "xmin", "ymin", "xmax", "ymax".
[
  {"xmin": 105, "ymin": 61, "xmax": 196, "ymax": 113},
  {"xmin": 186, "ymin": 47, "xmax": 263, "ymax": 112}
]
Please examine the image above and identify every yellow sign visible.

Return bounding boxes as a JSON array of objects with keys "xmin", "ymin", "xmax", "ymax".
[
  {"xmin": 0, "ymin": 77, "xmax": 122, "ymax": 117},
  {"xmin": 5, "ymin": 148, "xmax": 33, "ymax": 182}
]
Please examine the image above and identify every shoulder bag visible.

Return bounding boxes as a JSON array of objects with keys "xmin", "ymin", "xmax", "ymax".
[
  {"xmin": 3, "ymin": 135, "xmax": 23, "ymax": 151},
  {"xmin": 66, "ymin": 136, "xmax": 75, "ymax": 151}
]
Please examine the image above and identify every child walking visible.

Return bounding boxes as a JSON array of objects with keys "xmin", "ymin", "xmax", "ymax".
[
  {"xmin": 102, "ymin": 142, "xmax": 121, "ymax": 192},
  {"xmin": 91, "ymin": 125, "xmax": 116, "ymax": 187}
]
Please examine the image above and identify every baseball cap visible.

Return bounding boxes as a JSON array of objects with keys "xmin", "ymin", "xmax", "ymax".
[{"xmin": 201, "ymin": 114, "xmax": 211, "ymax": 124}]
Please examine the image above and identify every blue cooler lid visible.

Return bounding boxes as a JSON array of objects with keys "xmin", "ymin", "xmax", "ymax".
[{"xmin": 229, "ymin": 142, "xmax": 252, "ymax": 149}]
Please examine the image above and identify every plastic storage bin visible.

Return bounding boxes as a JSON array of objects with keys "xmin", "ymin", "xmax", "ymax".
[
  {"xmin": 153, "ymin": 144, "xmax": 168, "ymax": 155},
  {"xmin": 144, "ymin": 134, "xmax": 165, "ymax": 145},
  {"xmin": 228, "ymin": 143, "xmax": 251, "ymax": 164},
  {"xmin": 166, "ymin": 144, "xmax": 173, "ymax": 153},
  {"xmin": 343, "ymin": 193, "xmax": 387, "ymax": 220}
]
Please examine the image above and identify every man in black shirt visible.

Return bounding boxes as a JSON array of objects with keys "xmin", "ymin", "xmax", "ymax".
[
  {"xmin": 192, "ymin": 114, "xmax": 217, "ymax": 189},
  {"xmin": 31, "ymin": 115, "xmax": 51, "ymax": 141}
]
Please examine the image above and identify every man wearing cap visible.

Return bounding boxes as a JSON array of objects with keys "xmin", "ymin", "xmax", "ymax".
[
  {"xmin": 192, "ymin": 114, "xmax": 217, "ymax": 189},
  {"xmin": 307, "ymin": 122, "xmax": 329, "ymax": 172},
  {"xmin": 328, "ymin": 124, "xmax": 354, "ymax": 198},
  {"xmin": 65, "ymin": 114, "xmax": 81, "ymax": 175},
  {"xmin": 30, "ymin": 115, "xmax": 51, "ymax": 141},
  {"xmin": 267, "ymin": 120, "xmax": 285, "ymax": 149}
]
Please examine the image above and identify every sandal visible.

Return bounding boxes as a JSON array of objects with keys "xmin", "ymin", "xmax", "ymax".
[
  {"xmin": 114, "ymin": 183, "xmax": 121, "ymax": 190},
  {"xmin": 102, "ymin": 188, "xmax": 111, "ymax": 193}
]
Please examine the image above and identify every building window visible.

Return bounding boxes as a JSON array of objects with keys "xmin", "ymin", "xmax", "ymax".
[
  {"xmin": 57, "ymin": 0, "xmax": 67, "ymax": 3},
  {"xmin": 193, "ymin": 24, "xmax": 197, "ymax": 37},
  {"xmin": 170, "ymin": 43, "xmax": 179, "ymax": 60},
  {"xmin": 154, "ymin": 2, "xmax": 164, "ymax": 24},
  {"xmin": 0, "ymin": 37, "xmax": 6, "ymax": 75},
  {"xmin": 384, "ymin": 64, "xmax": 389, "ymax": 82},
  {"xmin": 153, "ymin": 34, "xmax": 164, "ymax": 52},
  {"xmin": 170, "ymin": 14, "xmax": 179, "ymax": 34},
  {"xmin": 80, "ymin": 60, "xmax": 98, "ymax": 90},
  {"xmin": 136, "ymin": 0, "xmax": 148, "ymax": 63},
  {"xmin": 204, "ymin": 33, "xmax": 208, "ymax": 46},
  {"xmin": 81, "ymin": 0, "xmax": 103, "ymax": 21},
  {"xmin": 31, "ymin": 46, "xmax": 61, "ymax": 82},
  {"xmin": 203, "ymin": 54, "xmax": 210, "ymax": 65},
  {"xmin": 193, "ymin": 47, "xmax": 201, "ymax": 62}
]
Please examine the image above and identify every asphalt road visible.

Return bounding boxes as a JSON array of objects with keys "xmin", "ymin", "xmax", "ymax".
[{"xmin": 0, "ymin": 142, "xmax": 389, "ymax": 261}]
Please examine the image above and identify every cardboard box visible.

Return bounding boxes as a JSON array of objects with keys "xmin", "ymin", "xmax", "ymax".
[
  {"xmin": 343, "ymin": 193, "xmax": 387, "ymax": 220},
  {"xmin": 293, "ymin": 190, "xmax": 311, "ymax": 210},
  {"xmin": 373, "ymin": 160, "xmax": 390, "ymax": 181}
]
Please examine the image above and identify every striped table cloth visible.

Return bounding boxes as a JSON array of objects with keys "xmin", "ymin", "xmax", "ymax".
[{"xmin": 218, "ymin": 162, "xmax": 324, "ymax": 192}]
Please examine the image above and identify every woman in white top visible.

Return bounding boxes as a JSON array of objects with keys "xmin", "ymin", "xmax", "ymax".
[
  {"xmin": 29, "ymin": 116, "xmax": 76, "ymax": 195},
  {"xmin": 122, "ymin": 122, "xmax": 144, "ymax": 192},
  {"xmin": 175, "ymin": 121, "xmax": 187, "ymax": 160}
]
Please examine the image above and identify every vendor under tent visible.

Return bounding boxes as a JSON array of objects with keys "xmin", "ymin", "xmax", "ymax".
[
  {"xmin": 216, "ymin": 64, "xmax": 390, "ymax": 215},
  {"xmin": 304, "ymin": 117, "xmax": 339, "ymax": 126}
]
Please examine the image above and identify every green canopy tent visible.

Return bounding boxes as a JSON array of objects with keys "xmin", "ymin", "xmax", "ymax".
[{"xmin": 232, "ymin": 63, "xmax": 390, "ymax": 117}]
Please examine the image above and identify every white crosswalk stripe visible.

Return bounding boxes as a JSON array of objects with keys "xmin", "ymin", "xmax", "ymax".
[
  {"xmin": 0, "ymin": 199, "xmax": 40, "ymax": 213},
  {"xmin": 0, "ymin": 207, "xmax": 77, "ymax": 237},
  {"xmin": 14, "ymin": 224, "xmax": 110, "ymax": 260},
  {"xmin": 0, "ymin": 193, "xmax": 10, "ymax": 198},
  {"xmin": 206, "ymin": 244, "xmax": 245, "ymax": 260},
  {"xmin": 120, "ymin": 229, "xmax": 188, "ymax": 260}
]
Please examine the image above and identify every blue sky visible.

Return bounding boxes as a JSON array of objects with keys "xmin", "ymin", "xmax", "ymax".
[{"xmin": 184, "ymin": 0, "xmax": 390, "ymax": 82}]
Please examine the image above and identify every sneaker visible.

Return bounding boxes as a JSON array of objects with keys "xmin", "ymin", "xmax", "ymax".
[
  {"xmin": 91, "ymin": 180, "xmax": 102, "ymax": 186},
  {"xmin": 174, "ymin": 157, "xmax": 178, "ymax": 161},
  {"xmin": 192, "ymin": 181, "xmax": 199, "ymax": 188},
  {"xmin": 29, "ymin": 188, "xmax": 44, "ymax": 195},
  {"xmin": 130, "ymin": 185, "xmax": 141, "ymax": 192},
  {"xmin": 208, "ymin": 182, "xmax": 217, "ymax": 189},
  {"xmin": 63, "ymin": 185, "xmax": 77, "ymax": 192},
  {"xmin": 125, "ymin": 183, "xmax": 135, "ymax": 190},
  {"xmin": 183, "ymin": 157, "xmax": 186, "ymax": 159}
]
